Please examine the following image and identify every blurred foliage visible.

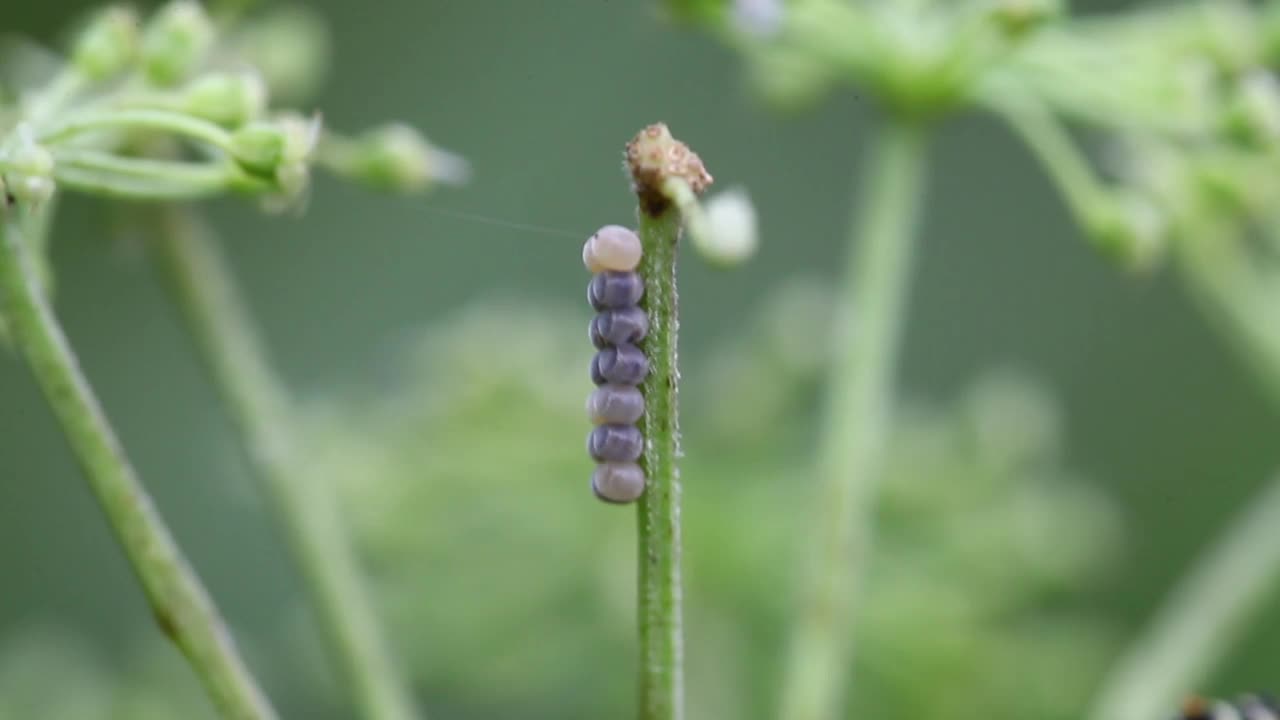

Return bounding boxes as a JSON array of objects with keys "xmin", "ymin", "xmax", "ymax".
[
  {"xmin": 287, "ymin": 283, "xmax": 1116, "ymax": 718},
  {"xmin": 0, "ymin": 284, "xmax": 1116, "ymax": 718}
]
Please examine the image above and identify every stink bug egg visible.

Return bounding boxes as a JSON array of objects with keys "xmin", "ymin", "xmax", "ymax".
[
  {"xmin": 588, "ymin": 271, "xmax": 644, "ymax": 310},
  {"xmin": 590, "ymin": 306, "xmax": 649, "ymax": 348},
  {"xmin": 587, "ymin": 424, "xmax": 644, "ymax": 463},
  {"xmin": 591, "ymin": 461, "xmax": 646, "ymax": 504},
  {"xmin": 590, "ymin": 343, "xmax": 649, "ymax": 386},
  {"xmin": 586, "ymin": 384, "xmax": 645, "ymax": 425},
  {"xmin": 583, "ymin": 225, "xmax": 642, "ymax": 273}
]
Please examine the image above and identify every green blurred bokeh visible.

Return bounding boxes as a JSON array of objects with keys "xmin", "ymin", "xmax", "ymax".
[{"xmin": 1, "ymin": 1, "xmax": 1277, "ymax": 718}]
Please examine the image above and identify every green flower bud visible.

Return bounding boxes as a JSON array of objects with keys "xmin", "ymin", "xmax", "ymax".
[
  {"xmin": 141, "ymin": 1, "xmax": 215, "ymax": 86},
  {"xmin": 230, "ymin": 114, "xmax": 319, "ymax": 202},
  {"xmin": 988, "ymin": 0, "xmax": 1063, "ymax": 38},
  {"xmin": 342, "ymin": 124, "xmax": 470, "ymax": 192},
  {"xmin": 182, "ymin": 72, "xmax": 267, "ymax": 128},
  {"xmin": 1089, "ymin": 192, "xmax": 1166, "ymax": 272},
  {"xmin": 227, "ymin": 6, "xmax": 330, "ymax": 104},
  {"xmin": 691, "ymin": 187, "xmax": 759, "ymax": 267},
  {"xmin": 1, "ymin": 129, "xmax": 56, "ymax": 205},
  {"xmin": 1221, "ymin": 71, "xmax": 1280, "ymax": 148},
  {"xmin": 230, "ymin": 116, "xmax": 316, "ymax": 175},
  {"xmin": 71, "ymin": 6, "xmax": 140, "ymax": 81}
]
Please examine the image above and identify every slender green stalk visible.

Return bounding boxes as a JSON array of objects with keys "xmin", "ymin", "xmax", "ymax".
[
  {"xmin": 0, "ymin": 206, "xmax": 277, "ymax": 720},
  {"xmin": 1086, "ymin": 472, "xmax": 1280, "ymax": 720},
  {"xmin": 37, "ymin": 108, "xmax": 233, "ymax": 150},
  {"xmin": 635, "ymin": 203, "xmax": 685, "ymax": 720},
  {"xmin": 779, "ymin": 120, "xmax": 930, "ymax": 720},
  {"xmin": 987, "ymin": 90, "xmax": 1105, "ymax": 227},
  {"xmin": 146, "ymin": 208, "xmax": 422, "ymax": 720}
]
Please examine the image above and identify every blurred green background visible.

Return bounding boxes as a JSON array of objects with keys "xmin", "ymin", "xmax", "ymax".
[{"xmin": 1, "ymin": 1, "xmax": 1277, "ymax": 718}]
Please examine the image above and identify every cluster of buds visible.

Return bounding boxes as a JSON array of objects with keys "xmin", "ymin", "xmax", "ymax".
[{"xmin": 0, "ymin": 2, "xmax": 465, "ymax": 210}]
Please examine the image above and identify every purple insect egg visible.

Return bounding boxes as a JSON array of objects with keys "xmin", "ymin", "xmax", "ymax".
[
  {"xmin": 591, "ymin": 462, "xmax": 647, "ymax": 504},
  {"xmin": 588, "ymin": 271, "xmax": 644, "ymax": 310}
]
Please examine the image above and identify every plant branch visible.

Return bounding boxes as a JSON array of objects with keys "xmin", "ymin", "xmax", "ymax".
[
  {"xmin": 0, "ymin": 205, "xmax": 277, "ymax": 720},
  {"xmin": 779, "ymin": 119, "xmax": 930, "ymax": 720},
  {"xmin": 145, "ymin": 207, "xmax": 422, "ymax": 720},
  {"xmin": 1086, "ymin": 471, "xmax": 1280, "ymax": 720},
  {"xmin": 37, "ymin": 109, "xmax": 233, "ymax": 151},
  {"xmin": 635, "ymin": 198, "xmax": 685, "ymax": 720}
]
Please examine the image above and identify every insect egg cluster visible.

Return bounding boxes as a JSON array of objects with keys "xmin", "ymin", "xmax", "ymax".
[{"xmin": 584, "ymin": 225, "xmax": 649, "ymax": 504}]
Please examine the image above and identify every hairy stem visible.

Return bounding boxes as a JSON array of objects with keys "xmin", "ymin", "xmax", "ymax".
[
  {"xmin": 146, "ymin": 208, "xmax": 422, "ymax": 720},
  {"xmin": 780, "ymin": 120, "xmax": 930, "ymax": 720},
  {"xmin": 1086, "ymin": 472, "xmax": 1280, "ymax": 720},
  {"xmin": 635, "ymin": 201, "xmax": 684, "ymax": 720},
  {"xmin": 0, "ymin": 206, "xmax": 277, "ymax": 720}
]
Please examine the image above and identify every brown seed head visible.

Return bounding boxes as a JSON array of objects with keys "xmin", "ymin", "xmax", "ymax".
[{"xmin": 625, "ymin": 123, "xmax": 713, "ymax": 215}]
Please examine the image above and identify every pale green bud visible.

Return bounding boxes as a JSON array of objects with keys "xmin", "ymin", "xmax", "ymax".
[
  {"xmin": 141, "ymin": 1, "xmax": 215, "ymax": 86},
  {"xmin": 230, "ymin": 115, "xmax": 318, "ymax": 177},
  {"xmin": 1222, "ymin": 71, "xmax": 1280, "ymax": 148},
  {"xmin": 71, "ymin": 6, "xmax": 140, "ymax": 81},
  {"xmin": 228, "ymin": 6, "xmax": 330, "ymax": 104},
  {"xmin": 1, "ymin": 128, "xmax": 56, "ymax": 204},
  {"xmin": 182, "ymin": 72, "xmax": 267, "ymax": 128},
  {"xmin": 343, "ymin": 124, "xmax": 470, "ymax": 192}
]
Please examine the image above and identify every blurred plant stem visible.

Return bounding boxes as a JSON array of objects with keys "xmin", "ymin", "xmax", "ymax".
[
  {"xmin": 0, "ymin": 205, "xmax": 278, "ymax": 720},
  {"xmin": 145, "ymin": 207, "xmax": 422, "ymax": 720},
  {"xmin": 1175, "ymin": 234, "xmax": 1280, "ymax": 406},
  {"xmin": 1086, "ymin": 472, "xmax": 1280, "ymax": 720},
  {"xmin": 780, "ymin": 119, "xmax": 930, "ymax": 720},
  {"xmin": 1085, "ymin": 232, "xmax": 1280, "ymax": 720},
  {"xmin": 635, "ymin": 200, "xmax": 685, "ymax": 720}
]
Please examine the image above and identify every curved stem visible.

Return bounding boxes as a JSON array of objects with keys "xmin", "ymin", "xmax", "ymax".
[
  {"xmin": 51, "ymin": 151, "xmax": 263, "ymax": 200},
  {"xmin": 635, "ymin": 199, "xmax": 685, "ymax": 720},
  {"xmin": 0, "ymin": 206, "xmax": 278, "ymax": 720},
  {"xmin": 1086, "ymin": 472, "xmax": 1280, "ymax": 720},
  {"xmin": 779, "ymin": 119, "xmax": 930, "ymax": 720},
  {"xmin": 145, "ymin": 208, "xmax": 422, "ymax": 720},
  {"xmin": 987, "ymin": 90, "xmax": 1106, "ymax": 230},
  {"xmin": 37, "ymin": 109, "xmax": 233, "ymax": 151}
]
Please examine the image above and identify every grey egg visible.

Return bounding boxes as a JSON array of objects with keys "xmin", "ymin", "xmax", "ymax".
[
  {"xmin": 591, "ymin": 462, "xmax": 647, "ymax": 504},
  {"xmin": 590, "ymin": 344, "xmax": 649, "ymax": 386},
  {"xmin": 588, "ymin": 271, "xmax": 644, "ymax": 310},
  {"xmin": 586, "ymin": 384, "xmax": 645, "ymax": 425},
  {"xmin": 587, "ymin": 424, "xmax": 644, "ymax": 462},
  {"xmin": 590, "ymin": 306, "xmax": 649, "ymax": 348}
]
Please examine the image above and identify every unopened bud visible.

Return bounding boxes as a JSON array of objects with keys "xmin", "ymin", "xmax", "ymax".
[
  {"xmin": 1090, "ymin": 193, "xmax": 1166, "ymax": 272},
  {"xmin": 182, "ymin": 72, "xmax": 267, "ymax": 128},
  {"xmin": 71, "ymin": 6, "xmax": 140, "ymax": 81},
  {"xmin": 1, "ymin": 128, "xmax": 56, "ymax": 204},
  {"xmin": 989, "ymin": 0, "xmax": 1062, "ymax": 38},
  {"xmin": 1222, "ymin": 71, "xmax": 1280, "ymax": 148},
  {"xmin": 141, "ymin": 0, "xmax": 214, "ymax": 86},
  {"xmin": 340, "ymin": 124, "xmax": 469, "ymax": 192}
]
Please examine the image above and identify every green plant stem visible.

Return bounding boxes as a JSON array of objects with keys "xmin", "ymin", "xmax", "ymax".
[
  {"xmin": 146, "ymin": 208, "xmax": 422, "ymax": 720},
  {"xmin": 37, "ymin": 109, "xmax": 233, "ymax": 150},
  {"xmin": 988, "ymin": 90, "xmax": 1105, "ymax": 229},
  {"xmin": 1175, "ymin": 230, "xmax": 1280, "ymax": 405},
  {"xmin": 1086, "ymin": 472, "xmax": 1280, "ymax": 720},
  {"xmin": 779, "ymin": 119, "xmax": 930, "ymax": 720},
  {"xmin": 50, "ymin": 151, "xmax": 266, "ymax": 200},
  {"xmin": 635, "ymin": 200, "xmax": 684, "ymax": 720},
  {"xmin": 0, "ymin": 207, "xmax": 277, "ymax": 720}
]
